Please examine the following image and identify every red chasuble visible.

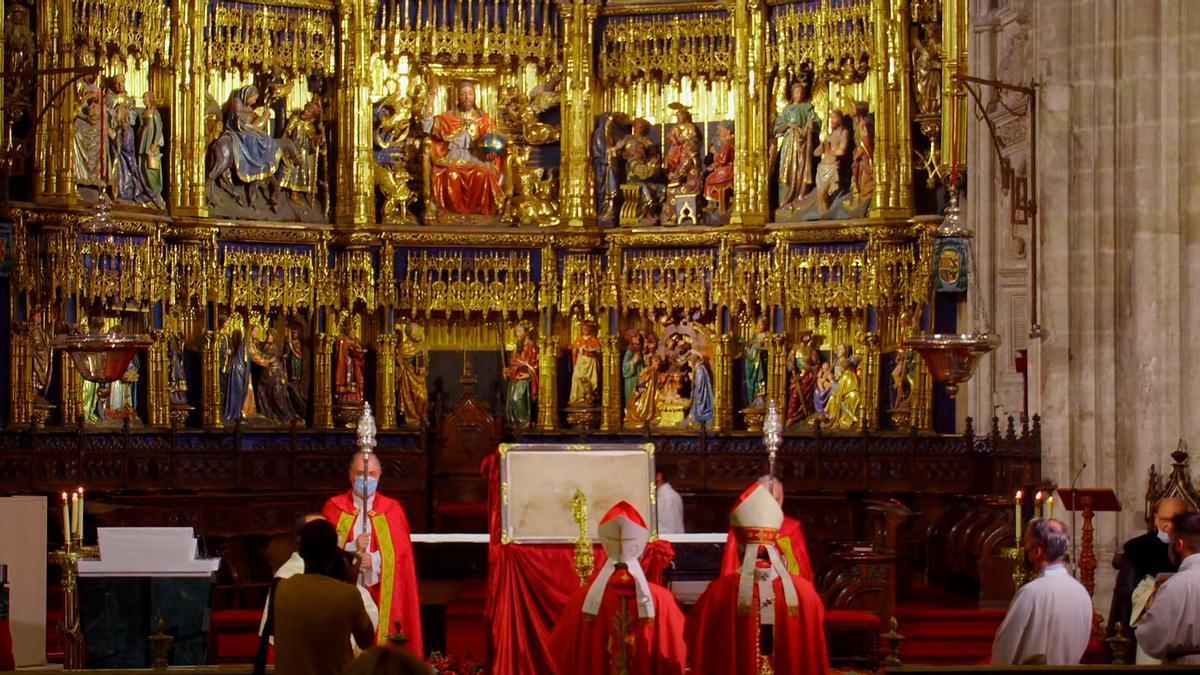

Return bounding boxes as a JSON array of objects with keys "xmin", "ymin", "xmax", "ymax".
[
  {"xmin": 686, "ymin": 571, "xmax": 829, "ymax": 675},
  {"xmin": 720, "ymin": 515, "xmax": 814, "ymax": 581},
  {"xmin": 550, "ymin": 569, "xmax": 688, "ymax": 675},
  {"xmin": 322, "ymin": 491, "xmax": 423, "ymax": 655}
]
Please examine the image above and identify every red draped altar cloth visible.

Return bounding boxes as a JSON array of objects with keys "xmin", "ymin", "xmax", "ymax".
[{"xmin": 482, "ymin": 451, "xmax": 675, "ymax": 675}]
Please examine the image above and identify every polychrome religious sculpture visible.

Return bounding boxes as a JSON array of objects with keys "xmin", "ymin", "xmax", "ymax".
[
  {"xmin": 29, "ymin": 312, "xmax": 52, "ymax": 402},
  {"xmin": 835, "ymin": 101, "xmax": 874, "ymax": 218},
  {"xmin": 592, "ymin": 113, "xmax": 629, "ymax": 221},
  {"xmin": 703, "ymin": 123, "xmax": 734, "ymax": 212},
  {"xmin": 812, "ymin": 110, "xmax": 851, "ymax": 214},
  {"xmin": 222, "ymin": 314, "xmax": 256, "ymax": 424},
  {"xmin": 106, "ymin": 77, "xmax": 162, "ymax": 207},
  {"xmin": 283, "ymin": 322, "xmax": 307, "ymax": 416},
  {"xmin": 824, "ymin": 355, "xmax": 863, "ymax": 430},
  {"xmin": 912, "ymin": 33, "xmax": 943, "ymax": 116},
  {"xmin": 73, "ymin": 72, "xmax": 102, "ymax": 189},
  {"xmin": 207, "ymin": 85, "xmax": 282, "ymax": 210},
  {"xmin": 167, "ymin": 329, "xmax": 189, "ymax": 406},
  {"xmin": 503, "ymin": 144, "xmax": 559, "ymax": 227},
  {"xmin": 395, "ymin": 322, "xmax": 429, "ymax": 428},
  {"xmin": 625, "ymin": 353, "xmax": 663, "ymax": 428},
  {"xmin": 663, "ymin": 104, "xmax": 702, "ymax": 225},
  {"xmin": 138, "ymin": 91, "xmax": 165, "ymax": 203},
  {"xmin": 505, "ymin": 321, "xmax": 539, "ymax": 429},
  {"xmin": 249, "ymin": 327, "xmax": 300, "ymax": 424},
  {"xmin": 775, "ymin": 81, "xmax": 821, "ymax": 209},
  {"xmin": 280, "ymin": 99, "xmax": 325, "ymax": 208},
  {"xmin": 611, "ymin": 118, "xmax": 665, "ymax": 222},
  {"xmin": 741, "ymin": 317, "xmax": 770, "ymax": 408},
  {"xmin": 686, "ymin": 351, "xmax": 714, "ymax": 428},
  {"xmin": 424, "ymin": 81, "xmax": 504, "ymax": 218},
  {"xmin": 621, "ymin": 329, "xmax": 644, "ymax": 404},
  {"xmin": 891, "ymin": 349, "xmax": 914, "ymax": 411},
  {"xmin": 568, "ymin": 321, "xmax": 602, "ymax": 406},
  {"xmin": 374, "ymin": 79, "xmax": 422, "ymax": 223},
  {"xmin": 787, "ymin": 341, "xmax": 820, "ymax": 425},
  {"xmin": 335, "ymin": 316, "xmax": 366, "ymax": 406}
]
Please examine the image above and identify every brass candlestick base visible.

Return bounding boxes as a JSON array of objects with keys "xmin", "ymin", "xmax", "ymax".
[
  {"xmin": 741, "ymin": 405, "xmax": 766, "ymax": 432},
  {"xmin": 149, "ymin": 618, "xmax": 173, "ymax": 669},
  {"xmin": 1002, "ymin": 546, "xmax": 1030, "ymax": 589},
  {"xmin": 49, "ymin": 538, "xmax": 100, "ymax": 670}
]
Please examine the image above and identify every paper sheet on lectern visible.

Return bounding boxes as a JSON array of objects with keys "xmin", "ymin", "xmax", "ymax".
[
  {"xmin": 500, "ymin": 443, "xmax": 656, "ymax": 543},
  {"xmin": 78, "ymin": 527, "xmax": 220, "ymax": 577}
]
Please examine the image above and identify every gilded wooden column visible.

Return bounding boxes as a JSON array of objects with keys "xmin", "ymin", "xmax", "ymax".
[
  {"xmin": 169, "ymin": 0, "xmax": 209, "ymax": 217},
  {"xmin": 33, "ymin": 0, "xmax": 76, "ymax": 205},
  {"xmin": 375, "ymin": 331, "xmax": 397, "ymax": 430},
  {"xmin": 312, "ymin": 333, "xmax": 334, "ymax": 429},
  {"xmin": 537, "ymin": 335, "xmax": 559, "ymax": 432},
  {"xmin": 202, "ymin": 330, "xmax": 221, "ymax": 428},
  {"xmin": 862, "ymin": 332, "xmax": 881, "ymax": 431},
  {"xmin": 147, "ymin": 331, "xmax": 169, "ymax": 428},
  {"xmin": 334, "ymin": 0, "xmax": 375, "ymax": 229},
  {"xmin": 9, "ymin": 326, "xmax": 31, "ymax": 426},
  {"xmin": 940, "ymin": 0, "xmax": 968, "ymax": 181},
  {"xmin": 870, "ymin": 0, "xmax": 915, "ymax": 217},
  {"xmin": 558, "ymin": 0, "xmax": 598, "ymax": 227},
  {"xmin": 600, "ymin": 335, "xmax": 621, "ymax": 432},
  {"xmin": 729, "ymin": 0, "xmax": 770, "ymax": 226},
  {"xmin": 713, "ymin": 333, "xmax": 734, "ymax": 432},
  {"xmin": 59, "ymin": 352, "xmax": 82, "ymax": 426},
  {"xmin": 767, "ymin": 333, "xmax": 788, "ymax": 414}
]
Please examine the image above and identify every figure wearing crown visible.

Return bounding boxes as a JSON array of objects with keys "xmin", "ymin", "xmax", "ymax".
[{"xmin": 686, "ymin": 483, "xmax": 829, "ymax": 675}]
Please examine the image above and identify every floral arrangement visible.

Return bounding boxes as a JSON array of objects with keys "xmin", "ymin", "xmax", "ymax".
[{"xmin": 427, "ymin": 651, "xmax": 486, "ymax": 674}]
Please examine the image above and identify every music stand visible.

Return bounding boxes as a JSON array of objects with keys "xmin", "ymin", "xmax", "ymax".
[{"xmin": 1057, "ymin": 488, "xmax": 1121, "ymax": 597}]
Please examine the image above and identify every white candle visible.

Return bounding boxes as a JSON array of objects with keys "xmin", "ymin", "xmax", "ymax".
[
  {"xmin": 61, "ymin": 492, "xmax": 70, "ymax": 541},
  {"xmin": 1046, "ymin": 495, "xmax": 1055, "ymax": 520},
  {"xmin": 77, "ymin": 487, "xmax": 85, "ymax": 540},
  {"xmin": 1015, "ymin": 490, "xmax": 1023, "ymax": 543},
  {"xmin": 71, "ymin": 492, "xmax": 79, "ymax": 539},
  {"xmin": 1034, "ymin": 490, "xmax": 1044, "ymax": 518}
]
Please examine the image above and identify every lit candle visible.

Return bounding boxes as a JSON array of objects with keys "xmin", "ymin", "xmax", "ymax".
[
  {"xmin": 1046, "ymin": 495, "xmax": 1055, "ymax": 520},
  {"xmin": 1015, "ymin": 490, "xmax": 1023, "ymax": 543},
  {"xmin": 1035, "ymin": 490, "xmax": 1044, "ymax": 518},
  {"xmin": 77, "ymin": 487, "xmax": 85, "ymax": 540},
  {"xmin": 61, "ymin": 492, "xmax": 70, "ymax": 542},
  {"xmin": 70, "ymin": 491, "xmax": 79, "ymax": 539}
]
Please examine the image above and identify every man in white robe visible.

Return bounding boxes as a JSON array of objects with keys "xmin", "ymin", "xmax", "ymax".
[
  {"xmin": 1136, "ymin": 511, "xmax": 1200, "ymax": 664},
  {"xmin": 656, "ymin": 467, "xmax": 685, "ymax": 534},
  {"xmin": 260, "ymin": 513, "xmax": 379, "ymax": 649},
  {"xmin": 990, "ymin": 518, "xmax": 1093, "ymax": 665}
]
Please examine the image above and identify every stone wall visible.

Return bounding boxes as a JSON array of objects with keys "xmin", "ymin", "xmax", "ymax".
[{"xmin": 968, "ymin": 0, "xmax": 1200, "ymax": 617}]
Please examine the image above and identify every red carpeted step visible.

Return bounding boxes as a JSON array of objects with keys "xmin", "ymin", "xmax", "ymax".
[
  {"xmin": 445, "ymin": 580, "xmax": 488, "ymax": 662},
  {"xmin": 892, "ymin": 595, "xmax": 1005, "ymax": 666}
]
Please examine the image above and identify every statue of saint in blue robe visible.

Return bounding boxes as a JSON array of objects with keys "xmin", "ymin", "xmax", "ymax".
[
  {"xmin": 687, "ymin": 357, "xmax": 715, "ymax": 427},
  {"xmin": 226, "ymin": 86, "xmax": 280, "ymax": 183}
]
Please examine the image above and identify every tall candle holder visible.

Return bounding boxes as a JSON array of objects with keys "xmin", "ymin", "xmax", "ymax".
[
  {"xmin": 762, "ymin": 402, "xmax": 783, "ymax": 484},
  {"xmin": 49, "ymin": 535, "xmax": 99, "ymax": 669}
]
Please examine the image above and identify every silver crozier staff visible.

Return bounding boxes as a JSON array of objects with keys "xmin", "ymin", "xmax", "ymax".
[
  {"xmin": 355, "ymin": 402, "xmax": 378, "ymax": 588},
  {"xmin": 763, "ymin": 401, "xmax": 783, "ymax": 492}
]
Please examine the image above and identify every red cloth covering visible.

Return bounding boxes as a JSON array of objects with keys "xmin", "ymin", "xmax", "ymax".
[
  {"xmin": 720, "ymin": 515, "xmax": 814, "ymax": 581},
  {"xmin": 550, "ymin": 569, "xmax": 687, "ymax": 675},
  {"xmin": 686, "ymin": 572, "xmax": 829, "ymax": 675},
  {"xmin": 322, "ymin": 491, "xmax": 423, "ymax": 656},
  {"xmin": 429, "ymin": 109, "xmax": 504, "ymax": 215},
  {"xmin": 0, "ymin": 618, "xmax": 13, "ymax": 671},
  {"xmin": 484, "ymin": 447, "xmax": 677, "ymax": 674}
]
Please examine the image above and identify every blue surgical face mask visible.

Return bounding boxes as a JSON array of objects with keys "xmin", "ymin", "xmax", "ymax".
[
  {"xmin": 1158, "ymin": 529, "xmax": 1171, "ymax": 544},
  {"xmin": 355, "ymin": 476, "xmax": 379, "ymax": 499}
]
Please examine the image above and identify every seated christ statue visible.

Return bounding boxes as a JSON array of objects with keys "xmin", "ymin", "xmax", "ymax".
[{"xmin": 425, "ymin": 81, "xmax": 504, "ymax": 216}]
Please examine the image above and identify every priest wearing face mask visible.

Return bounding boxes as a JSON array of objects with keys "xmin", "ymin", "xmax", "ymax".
[
  {"xmin": 1109, "ymin": 497, "xmax": 1189, "ymax": 657},
  {"xmin": 321, "ymin": 452, "xmax": 423, "ymax": 655}
]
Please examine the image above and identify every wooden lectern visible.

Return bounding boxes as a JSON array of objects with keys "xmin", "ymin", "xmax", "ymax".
[{"xmin": 1057, "ymin": 488, "xmax": 1121, "ymax": 596}]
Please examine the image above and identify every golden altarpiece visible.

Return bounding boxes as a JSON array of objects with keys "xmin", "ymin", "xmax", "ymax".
[{"xmin": 0, "ymin": 0, "xmax": 979, "ymax": 442}]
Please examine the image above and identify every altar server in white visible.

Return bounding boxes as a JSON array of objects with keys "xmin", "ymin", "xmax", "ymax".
[
  {"xmin": 655, "ymin": 467, "xmax": 685, "ymax": 534},
  {"xmin": 1136, "ymin": 511, "xmax": 1200, "ymax": 664},
  {"xmin": 990, "ymin": 518, "xmax": 1093, "ymax": 665}
]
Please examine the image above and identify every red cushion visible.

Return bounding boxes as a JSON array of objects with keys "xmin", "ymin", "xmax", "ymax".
[
  {"xmin": 825, "ymin": 610, "xmax": 882, "ymax": 629},
  {"xmin": 211, "ymin": 609, "xmax": 264, "ymax": 628}
]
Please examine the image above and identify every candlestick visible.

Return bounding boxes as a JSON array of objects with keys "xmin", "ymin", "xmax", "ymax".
[
  {"xmin": 1034, "ymin": 490, "xmax": 1044, "ymax": 518},
  {"xmin": 61, "ymin": 493, "xmax": 70, "ymax": 541},
  {"xmin": 1046, "ymin": 495, "xmax": 1055, "ymax": 520},
  {"xmin": 1015, "ymin": 490, "xmax": 1023, "ymax": 543}
]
